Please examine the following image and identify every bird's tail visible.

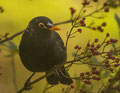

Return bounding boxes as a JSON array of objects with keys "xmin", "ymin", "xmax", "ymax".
[{"xmin": 45, "ymin": 66, "xmax": 73, "ymax": 85}]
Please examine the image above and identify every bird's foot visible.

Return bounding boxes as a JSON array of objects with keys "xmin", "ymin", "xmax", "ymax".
[
  {"xmin": 24, "ymin": 80, "xmax": 33, "ymax": 90},
  {"xmin": 51, "ymin": 65, "xmax": 61, "ymax": 77}
]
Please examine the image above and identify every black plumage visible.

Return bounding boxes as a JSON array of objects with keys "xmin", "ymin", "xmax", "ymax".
[{"xmin": 19, "ymin": 16, "xmax": 73, "ymax": 85}]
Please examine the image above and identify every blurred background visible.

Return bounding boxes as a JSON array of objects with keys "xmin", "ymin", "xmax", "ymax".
[{"xmin": 0, "ymin": 0, "xmax": 120, "ymax": 93}]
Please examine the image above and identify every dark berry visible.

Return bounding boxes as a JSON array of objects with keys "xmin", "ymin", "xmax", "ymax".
[
  {"xmin": 102, "ymin": 22, "xmax": 107, "ymax": 27},
  {"xmin": 92, "ymin": 66, "xmax": 97, "ymax": 70},
  {"xmin": 106, "ymin": 33, "xmax": 110, "ymax": 37},
  {"xmin": 95, "ymin": 38, "xmax": 99, "ymax": 42},
  {"xmin": 104, "ymin": 8, "xmax": 109, "ymax": 12},
  {"xmin": 77, "ymin": 29, "xmax": 82, "ymax": 33}
]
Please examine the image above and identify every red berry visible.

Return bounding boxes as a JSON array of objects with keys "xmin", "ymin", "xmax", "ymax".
[
  {"xmin": 101, "ymin": 90, "xmax": 105, "ymax": 93},
  {"xmin": 113, "ymin": 39, "xmax": 118, "ymax": 43},
  {"xmin": 87, "ymin": 43, "xmax": 90, "ymax": 47},
  {"xmin": 92, "ymin": 76, "xmax": 97, "ymax": 80},
  {"xmin": 108, "ymin": 78, "xmax": 112, "ymax": 82},
  {"xmin": 107, "ymin": 52, "xmax": 112, "ymax": 57},
  {"xmin": 105, "ymin": 60, "xmax": 109, "ymax": 64},
  {"xmin": 97, "ymin": 26, "xmax": 102, "ymax": 30},
  {"xmin": 84, "ymin": 80, "xmax": 91, "ymax": 85},
  {"xmin": 96, "ymin": 77, "xmax": 100, "ymax": 81},
  {"xmin": 95, "ymin": 38, "xmax": 99, "ymax": 42},
  {"xmin": 96, "ymin": 44, "xmax": 101, "ymax": 48},
  {"xmin": 81, "ymin": 23, "xmax": 86, "ymax": 27},
  {"xmin": 106, "ymin": 41, "xmax": 110, "ymax": 45},
  {"xmin": 118, "ymin": 88, "xmax": 120, "ymax": 91},
  {"xmin": 71, "ymin": 85, "xmax": 75, "ymax": 89},
  {"xmin": 80, "ymin": 73, "xmax": 84, "ymax": 76},
  {"xmin": 106, "ymin": 33, "xmax": 110, "ymax": 37},
  {"xmin": 82, "ymin": 76, "xmax": 86, "ymax": 80},
  {"xmin": 80, "ymin": 20, "xmax": 84, "ymax": 24},
  {"xmin": 109, "ymin": 68, "xmax": 114, "ymax": 73},
  {"xmin": 111, "ymin": 56, "xmax": 115, "ymax": 60},
  {"xmin": 102, "ymin": 22, "xmax": 107, "ymax": 27},
  {"xmin": 92, "ymin": 71, "xmax": 96, "ymax": 74},
  {"xmin": 104, "ymin": 8, "xmax": 109, "ymax": 12},
  {"xmin": 77, "ymin": 29, "xmax": 82, "ymax": 33},
  {"xmin": 95, "ymin": 71, "xmax": 100, "ymax": 75},
  {"xmin": 105, "ymin": 64, "xmax": 110, "ymax": 68},
  {"xmin": 83, "ymin": 18, "xmax": 86, "ymax": 20},
  {"xmin": 74, "ymin": 45, "xmax": 79, "ymax": 49},
  {"xmin": 116, "ymin": 58, "xmax": 120, "ymax": 63},
  {"xmin": 4, "ymin": 33, "xmax": 10, "ymax": 37},
  {"xmin": 92, "ymin": 66, "xmax": 97, "ymax": 70},
  {"xmin": 93, "ymin": 0, "xmax": 98, "ymax": 2},
  {"xmin": 86, "ymin": 72, "xmax": 90, "ymax": 75},
  {"xmin": 103, "ymin": 2, "xmax": 108, "ymax": 7},
  {"xmin": 114, "ymin": 64, "xmax": 120, "ymax": 67},
  {"xmin": 92, "ymin": 27, "xmax": 96, "ymax": 30},
  {"xmin": 70, "ymin": 7, "xmax": 76, "ymax": 15},
  {"xmin": 110, "ymin": 38, "xmax": 114, "ymax": 42}
]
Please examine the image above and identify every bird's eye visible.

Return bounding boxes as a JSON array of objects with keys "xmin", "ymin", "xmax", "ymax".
[{"xmin": 39, "ymin": 23, "xmax": 46, "ymax": 28}]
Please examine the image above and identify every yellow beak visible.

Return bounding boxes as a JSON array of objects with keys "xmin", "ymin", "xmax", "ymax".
[{"xmin": 49, "ymin": 26, "xmax": 61, "ymax": 31}]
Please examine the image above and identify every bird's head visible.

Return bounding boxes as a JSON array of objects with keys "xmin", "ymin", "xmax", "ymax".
[{"xmin": 27, "ymin": 16, "xmax": 60, "ymax": 31}]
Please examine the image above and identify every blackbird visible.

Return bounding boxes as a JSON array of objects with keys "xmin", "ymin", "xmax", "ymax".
[{"xmin": 19, "ymin": 16, "xmax": 73, "ymax": 85}]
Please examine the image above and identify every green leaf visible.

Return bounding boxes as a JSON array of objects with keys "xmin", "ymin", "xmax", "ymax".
[
  {"xmin": 115, "ymin": 14, "xmax": 120, "ymax": 28},
  {"xmin": 101, "ymin": 71, "xmax": 110, "ymax": 79},
  {"xmin": 90, "ymin": 56, "xmax": 99, "ymax": 65},
  {"xmin": 7, "ymin": 41, "xmax": 17, "ymax": 51}
]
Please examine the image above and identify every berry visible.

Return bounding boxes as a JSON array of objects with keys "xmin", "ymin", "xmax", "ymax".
[
  {"xmin": 114, "ymin": 64, "xmax": 120, "ymax": 67},
  {"xmin": 86, "ymin": 72, "xmax": 90, "ymax": 75},
  {"xmin": 74, "ymin": 45, "xmax": 79, "ymax": 49},
  {"xmin": 80, "ymin": 73, "xmax": 84, "ymax": 76},
  {"xmin": 80, "ymin": 20, "xmax": 84, "ymax": 24},
  {"xmin": 102, "ymin": 22, "xmax": 107, "ymax": 27},
  {"xmin": 83, "ymin": 18, "xmax": 86, "ymax": 20},
  {"xmin": 106, "ymin": 41, "xmax": 110, "ymax": 45},
  {"xmin": 71, "ymin": 85, "xmax": 75, "ymax": 89},
  {"xmin": 77, "ymin": 29, "xmax": 82, "ymax": 33},
  {"xmin": 103, "ymin": 2, "xmax": 108, "ymax": 7},
  {"xmin": 116, "ymin": 58, "xmax": 120, "ymax": 63},
  {"xmin": 92, "ymin": 66, "xmax": 97, "ymax": 70},
  {"xmin": 95, "ymin": 71, "xmax": 100, "ymax": 75},
  {"xmin": 109, "ymin": 68, "xmax": 114, "ymax": 73},
  {"xmin": 81, "ymin": 23, "xmax": 86, "ymax": 27},
  {"xmin": 70, "ymin": 7, "xmax": 76, "ymax": 15},
  {"xmin": 92, "ymin": 76, "xmax": 97, "ymax": 80},
  {"xmin": 106, "ymin": 33, "xmax": 110, "ymax": 37},
  {"xmin": 113, "ymin": 39, "xmax": 118, "ymax": 43},
  {"xmin": 93, "ymin": 0, "xmax": 98, "ymax": 2},
  {"xmin": 105, "ymin": 64, "xmax": 110, "ymax": 68},
  {"xmin": 105, "ymin": 60, "xmax": 109, "ymax": 64},
  {"xmin": 95, "ymin": 38, "xmax": 99, "ymax": 42},
  {"xmin": 96, "ymin": 77, "xmax": 100, "ymax": 81},
  {"xmin": 108, "ymin": 78, "xmax": 112, "ymax": 82},
  {"xmin": 96, "ymin": 44, "xmax": 101, "ymax": 48},
  {"xmin": 92, "ymin": 27, "xmax": 96, "ymax": 30},
  {"xmin": 104, "ymin": 8, "xmax": 109, "ymax": 12}
]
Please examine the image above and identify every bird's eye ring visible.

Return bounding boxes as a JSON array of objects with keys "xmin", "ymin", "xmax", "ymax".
[{"xmin": 39, "ymin": 23, "xmax": 46, "ymax": 28}]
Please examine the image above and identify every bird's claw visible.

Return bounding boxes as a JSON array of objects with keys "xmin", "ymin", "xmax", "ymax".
[{"xmin": 51, "ymin": 65, "xmax": 61, "ymax": 77}]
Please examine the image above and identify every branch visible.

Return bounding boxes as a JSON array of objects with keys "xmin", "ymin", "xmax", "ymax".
[{"xmin": 0, "ymin": 30, "xmax": 24, "ymax": 44}]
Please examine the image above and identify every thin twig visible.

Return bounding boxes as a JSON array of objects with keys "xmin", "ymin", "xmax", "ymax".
[{"xmin": 0, "ymin": 30, "xmax": 25, "ymax": 44}]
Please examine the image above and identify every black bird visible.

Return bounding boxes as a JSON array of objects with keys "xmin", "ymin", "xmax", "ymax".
[{"xmin": 19, "ymin": 16, "xmax": 73, "ymax": 85}]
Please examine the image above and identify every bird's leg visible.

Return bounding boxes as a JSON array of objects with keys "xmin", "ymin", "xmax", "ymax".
[{"xmin": 24, "ymin": 72, "xmax": 36, "ymax": 90}]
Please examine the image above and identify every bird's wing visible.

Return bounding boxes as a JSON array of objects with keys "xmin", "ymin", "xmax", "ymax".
[{"xmin": 54, "ymin": 31, "xmax": 66, "ymax": 51}]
